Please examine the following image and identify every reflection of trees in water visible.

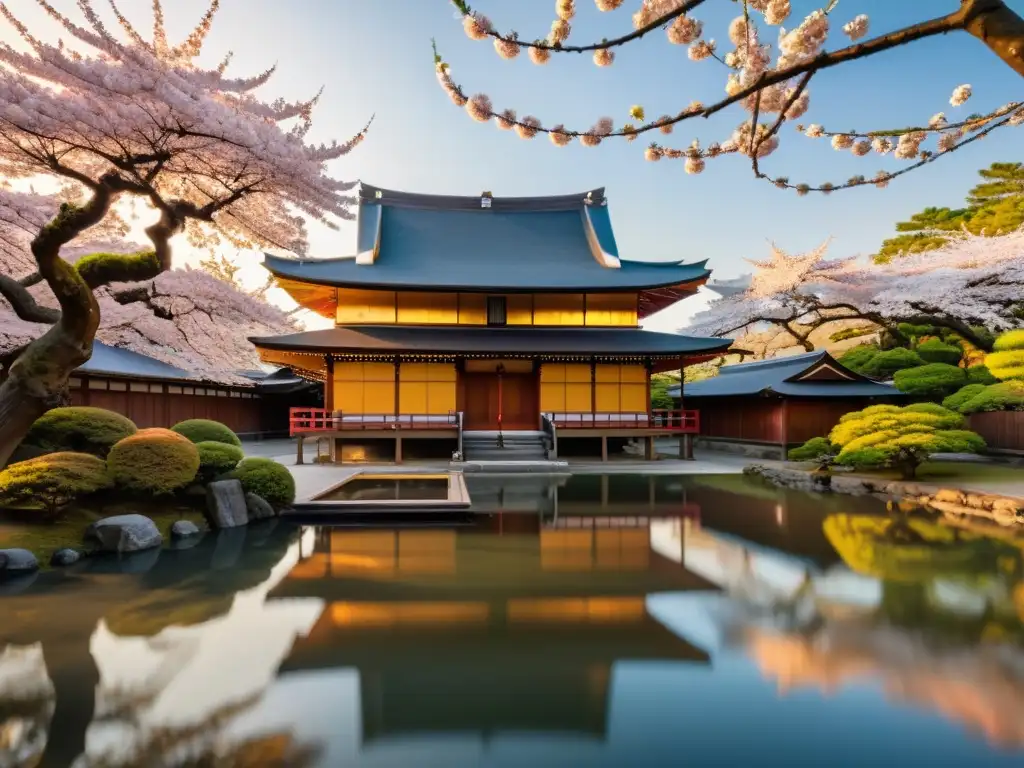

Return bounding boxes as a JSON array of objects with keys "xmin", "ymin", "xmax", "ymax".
[
  {"xmin": 729, "ymin": 511, "xmax": 1024, "ymax": 749},
  {"xmin": 0, "ymin": 522, "xmax": 306, "ymax": 767},
  {"xmin": 0, "ymin": 644, "xmax": 55, "ymax": 768},
  {"xmin": 74, "ymin": 692, "xmax": 319, "ymax": 768}
]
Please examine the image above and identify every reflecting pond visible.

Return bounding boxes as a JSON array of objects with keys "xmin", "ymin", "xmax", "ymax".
[{"xmin": 3, "ymin": 473, "xmax": 1024, "ymax": 767}]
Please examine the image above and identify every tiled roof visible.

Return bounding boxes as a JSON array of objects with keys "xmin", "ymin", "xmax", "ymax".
[
  {"xmin": 668, "ymin": 350, "xmax": 901, "ymax": 399},
  {"xmin": 78, "ymin": 342, "xmax": 194, "ymax": 380},
  {"xmin": 249, "ymin": 325, "xmax": 732, "ymax": 356},
  {"xmin": 264, "ymin": 184, "xmax": 709, "ymax": 293}
]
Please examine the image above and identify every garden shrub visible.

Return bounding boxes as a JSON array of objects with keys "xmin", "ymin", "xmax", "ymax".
[
  {"xmin": 986, "ymin": 329, "xmax": 1024, "ymax": 381},
  {"xmin": 941, "ymin": 384, "xmax": 988, "ymax": 413},
  {"xmin": 893, "ymin": 363, "xmax": 967, "ymax": 399},
  {"xmin": 838, "ymin": 344, "xmax": 879, "ymax": 375},
  {"xmin": 787, "ymin": 437, "xmax": 834, "ymax": 462},
  {"xmin": 0, "ymin": 452, "xmax": 112, "ymax": 514},
  {"xmin": 915, "ymin": 338, "xmax": 963, "ymax": 366},
  {"xmin": 957, "ymin": 380, "xmax": 1024, "ymax": 414},
  {"xmin": 170, "ymin": 419, "xmax": 241, "ymax": 447},
  {"xmin": 966, "ymin": 365, "xmax": 999, "ymax": 385},
  {"xmin": 231, "ymin": 457, "xmax": 295, "ymax": 508},
  {"xmin": 196, "ymin": 441, "xmax": 244, "ymax": 482},
  {"xmin": 24, "ymin": 406, "xmax": 137, "ymax": 458},
  {"xmin": 108, "ymin": 428, "xmax": 200, "ymax": 494},
  {"xmin": 828, "ymin": 403, "xmax": 985, "ymax": 479},
  {"xmin": 862, "ymin": 348, "xmax": 925, "ymax": 379}
]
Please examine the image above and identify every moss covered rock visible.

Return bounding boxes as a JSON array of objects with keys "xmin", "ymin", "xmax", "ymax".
[
  {"xmin": 171, "ymin": 419, "xmax": 241, "ymax": 447},
  {"xmin": 0, "ymin": 452, "xmax": 112, "ymax": 513},
  {"xmin": 108, "ymin": 428, "xmax": 200, "ymax": 494},
  {"xmin": 231, "ymin": 458, "xmax": 295, "ymax": 508},
  {"xmin": 24, "ymin": 406, "xmax": 137, "ymax": 458},
  {"xmin": 196, "ymin": 441, "xmax": 244, "ymax": 482}
]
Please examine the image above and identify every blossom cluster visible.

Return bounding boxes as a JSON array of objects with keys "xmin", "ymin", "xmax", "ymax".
[
  {"xmin": 0, "ymin": 0, "xmax": 366, "ymax": 256},
  {"xmin": 438, "ymin": 1, "xmax": 1023, "ymax": 192},
  {"xmin": 687, "ymin": 227, "xmax": 1024, "ymax": 339}
]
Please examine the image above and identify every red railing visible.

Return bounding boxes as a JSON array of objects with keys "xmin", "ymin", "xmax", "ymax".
[
  {"xmin": 289, "ymin": 408, "xmax": 458, "ymax": 436},
  {"xmin": 549, "ymin": 409, "xmax": 700, "ymax": 432}
]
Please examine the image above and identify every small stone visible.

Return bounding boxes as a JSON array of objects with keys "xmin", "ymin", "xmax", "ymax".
[
  {"xmin": 205, "ymin": 479, "xmax": 249, "ymax": 529},
  {"xmin": 84, "ymin": 514, "xmax": 163, "ymax": 554},
  {"xmin": 934, "ymin": 488, "xmax": 965, "ymax": 505},
  {"xmin": 0, "ymin": 548, "xmax": 39, "ymax": 578},
  {"xmin": 50, "ymin": 548, "xmax": 81, "ymax": 567},
  {"xmin": 170, "ymin": 520, "xmax": 201, "ymax": 539},
  {"xmin": 245, "ymin": 492, "xmax": 275, "ymax": 521}
]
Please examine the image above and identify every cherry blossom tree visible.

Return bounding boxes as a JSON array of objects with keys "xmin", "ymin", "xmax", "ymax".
[
  {"xmin": 434, "ymin": 1, "xmax": 1024, "ymax": 193},
  {"xmin": 0, "ymin": 0, "xmax": 368, "ymax": 464},
  {"xmin": 685, "ymin": 225, "xmax": 1024, "ymax": 350}
]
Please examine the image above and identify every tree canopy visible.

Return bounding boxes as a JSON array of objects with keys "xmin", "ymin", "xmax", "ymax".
[{"xmin": 876, "ymin": 162, "xmax": 1024, "ymax": 260}]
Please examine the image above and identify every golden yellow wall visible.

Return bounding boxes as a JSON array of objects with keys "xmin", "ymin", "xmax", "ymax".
[
  {"xmin": 539, "ymin": 363, "xmax": 647, "ymax": 413},
  {"xmin": 585, "ymin": 293, "xmax": 638, "ymax": 326},
  {"xmin": 334, "ymin": 289, "xmax": 638, "ymax": 327},
  {"xmin": 398, "ymin": 362, "xmax": 457, "ymax": 414},
  {"xmin": 332, "ymin": 362, "xmax": 395, "ymax": 414},
  {"xmin": 335, "ymin": 288, "xmax": 396, "ymax": 324},
  {"xmin": 539, "ymin": 363, "xmax": 592, "ymax": 412},
  {"xmin": 595, "ymin": 364, "xmax": 648, "ymax": 413}
]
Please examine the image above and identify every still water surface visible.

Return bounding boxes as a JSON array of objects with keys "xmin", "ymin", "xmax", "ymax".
[{"xmin": 3, "ymin": 473, "xmax": 1024, "ymax": 767}]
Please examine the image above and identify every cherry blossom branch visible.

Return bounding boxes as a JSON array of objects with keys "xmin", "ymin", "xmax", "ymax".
[{"xmin": 452, "ymin": 0, "xmax": 709, "ymax": 54}]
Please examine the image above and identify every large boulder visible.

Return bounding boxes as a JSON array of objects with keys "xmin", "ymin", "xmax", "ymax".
[
  {"xmin": 84, "ymin": 514, "xmax": 163, "ymax": 554},
  {"xmin": 205, "ymin": 479, "xmax": 249, "ymax": 529},
  {"xmin": 245, "ymin": 492, "xmax": 275, "ymax": 522},
  {"xmin": 0, "ymin": 548, "xmax": 39, "ymax": 578}
]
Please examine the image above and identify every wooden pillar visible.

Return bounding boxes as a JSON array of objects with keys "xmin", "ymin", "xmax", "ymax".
[
  {"xmin": 645, "ymin": 435, "xmax": 655, "ymax": 461},
  {"xmin": 590, "ymin": 358, "xmax": 597, "ymax": 414},
  {"xmin": 324, "ymin": 356, "xmax": 334, "ymax": 411},
  {"xmin": 394, "ymin": 357, "xmax": 401, "ymax": 416},
  {"xmin": 600, "ymin": 474, "xmax": 609, "ymax": 507},
  {"xmin": 395, "ymin": 434, "xmax": 403, "ymax": 464},
  {"xmin": 296, "ymin": 435, "xmax": 305, "ymax": 465},
  {"xmin": 780, "ymin": 399, "xmax": 790, "ymax": 459},
  {"xmin": 648, "ymin": 475, "xmax": 655, "ymax": 510},
  {"xmin": 682, "ymin": 434, "xmax": 694, "ymax": 461},
  {"xmin": 601, "ymin": 435, "xmax": 608, "ymax": 462}
]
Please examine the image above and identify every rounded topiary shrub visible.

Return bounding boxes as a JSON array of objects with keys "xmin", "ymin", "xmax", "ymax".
[
  {"xmin": 24, "ymin": 406, "xmax": 137, "ymax": 458},
  {"xmin": 108, "ymin": 428, "xmax": 200, "ymax": 494},
  {"xmin": 915, "ymin": 338, "xmax": 963, "ymax": 366},
  {"xmin": 787, "ymin": 437, "xmax": 834, "ymax": 462},
  {"xmin": 862, "ymin": 348, "xmax": 925, "ymax": 379},
  {"xmin": 941, "ymin": 383, "xmax": 988, "ymax": 413},
  {"xmin": 838, "ymin": 344, "xmax": 880, "ymax": 375},
  {"xmin": 893, "ymin": 363, "xmax": 967, "ymax": 399},
  {"xmin": 966, "ymin": 364, "xmax": 999, "ymax": 385},
  {"xmin": 957, "ymin": 380, "xmax": 1024, "ymax": 414},
  {"xmin": 196, "ymin": 441, "xmax": 244, "ymax": 482},
  {"xmin": 0, "ymin": 452, "xmax": 112, "ymax": 514},
  {"xmin": 170, "ymin": 419, "xmax": 241, "ymax": 447},
  {"xmin": 986, "ymin": 329, "xmax": 1024, "ymax": 382},
  {"xmin": 231, "ymin": 458, "xmax": 295, "ymax": 508}
]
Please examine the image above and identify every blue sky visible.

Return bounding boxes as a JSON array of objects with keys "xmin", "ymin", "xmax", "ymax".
[{"xmin": 9, "ymin": 1, "xmax": 1024, "ymax": 284}]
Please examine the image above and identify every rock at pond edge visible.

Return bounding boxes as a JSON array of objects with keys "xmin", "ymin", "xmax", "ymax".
[
  {"xmin": 0, "ymin": 548, "xmax": 40, "ymax": 577},
  {"xmin": 50, "ymin": 548, "xmax": 81, "ymax": 567},
  {"xmin": 245, "ymin": 492, "xmax": 275, "ymax": 521},
  {"xmin": 84, "ymin": 514, "xmax": 163, "ymax": 554},
  {"xmin": 170, "ymin": 520, "xmax": 201, "ymax": 539},
  {"xmin": 205, "ymin": 479, "xmax": 249, "ymax": 529}
]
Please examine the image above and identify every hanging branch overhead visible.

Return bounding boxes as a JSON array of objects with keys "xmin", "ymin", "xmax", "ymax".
[{"xmin": 434, "ymin": 0, "xmax": 1024, "ymax": 194}]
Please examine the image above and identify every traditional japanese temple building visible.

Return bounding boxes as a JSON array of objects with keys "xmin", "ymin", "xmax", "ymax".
[{"xmin": 250, "ymin": 184, "xmax": 731, "ymax": 461}]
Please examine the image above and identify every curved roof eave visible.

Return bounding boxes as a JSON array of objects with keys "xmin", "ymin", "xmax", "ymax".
[{"xmin": 264, "ymin": 253, "xmax": 711, "ymax": 293}]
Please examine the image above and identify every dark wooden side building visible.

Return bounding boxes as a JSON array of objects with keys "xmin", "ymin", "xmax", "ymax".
[
  {"xmin": 668, "ymin": 350, "xmax": 900, "ymax": 459},
  {"xmin": 66, "ymin": 341, "xmax": 316, "ymax": 437}
]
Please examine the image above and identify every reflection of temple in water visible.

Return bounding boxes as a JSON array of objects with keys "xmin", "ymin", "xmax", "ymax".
[{"xmin": 268, "ymin": 490, "xmax": 712, "ymax": 745}]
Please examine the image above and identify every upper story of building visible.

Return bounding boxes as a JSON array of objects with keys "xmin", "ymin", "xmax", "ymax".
[{"xmin": 264, "ymin": 184, "xmax": 711, "ymax": 329}]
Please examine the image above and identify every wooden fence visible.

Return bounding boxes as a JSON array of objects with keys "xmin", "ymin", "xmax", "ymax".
[{"xmin": 969, "ymin": 411, "xmax": 1024, "ymax": 454}]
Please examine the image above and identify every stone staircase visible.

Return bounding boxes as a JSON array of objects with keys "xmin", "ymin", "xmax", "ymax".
[{"xmin": 462, "ymin": 430, "xmax": 549, "ymax": 461}]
